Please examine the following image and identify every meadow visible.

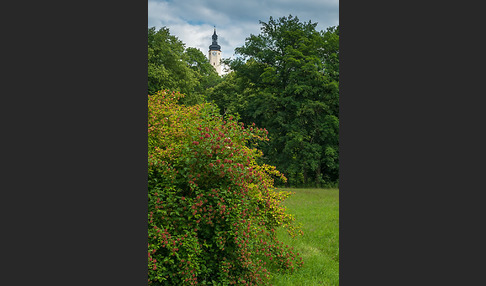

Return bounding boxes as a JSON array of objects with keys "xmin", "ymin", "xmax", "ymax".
[{"xmin": 270, "ymin": 188, "xmax": 339, "ymax": 286}]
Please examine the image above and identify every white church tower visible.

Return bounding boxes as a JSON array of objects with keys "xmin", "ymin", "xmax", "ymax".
[{"xmin": 208, "ymin": 27, "xmax": 222, "ymax": 75}]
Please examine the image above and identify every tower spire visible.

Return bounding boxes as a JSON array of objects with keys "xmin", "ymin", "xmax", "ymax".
[
  {"xmin": 208, "ymin": 26, "xmax": 222, "ymax": 76},
  {"xmin": 209, "ymin": 26, "xmax": 221, "ymax": 51}
]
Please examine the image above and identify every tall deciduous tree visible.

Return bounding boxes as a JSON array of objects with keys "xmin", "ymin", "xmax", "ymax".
[
  {"xmin": 148, "ymin": 27, "xmax": 222, "ymax": 105},
  {"xmin": 148, "ymin": 27, "xmax": 196, "ymax": 96},
  {"xmin": 185, "ymin": 47, "xmax": 222, "ymax": 97},
  {"xmin": 222, "ymin": 15, "xmax": 339, "ymax": 187}
]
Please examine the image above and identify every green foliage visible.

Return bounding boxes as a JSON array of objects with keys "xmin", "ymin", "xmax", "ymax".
[
  {"xmin": 148, "ymin": 90, "xmax": 303, "ymax": 285},
  {"xmin": 185, "ymin": 47, "xmax": 222, "ymax": 93},
  {"xmin": 148, "ymin": 27, "xmax": 222, "ymax": 105},
  {"xmin": 205, "ymin": 72, "xmax": 250, "ymax": 119},
  {"xmin": 148, "ymin": 27, "xmax": 196, "ymax": 96},
  {"xmin": 209, "ymin": 16, "xmax": 339, "ymax": 187}
]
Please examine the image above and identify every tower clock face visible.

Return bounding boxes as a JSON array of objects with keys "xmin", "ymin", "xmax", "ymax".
[{"xmin": 212, "ymin": 51, "xmax": 217, "ymax": 56}]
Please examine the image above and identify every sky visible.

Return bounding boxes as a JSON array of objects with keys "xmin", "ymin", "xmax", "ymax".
[{"xmin": 148, "ymin": 0, "xmax": 339, "ymax": 62}]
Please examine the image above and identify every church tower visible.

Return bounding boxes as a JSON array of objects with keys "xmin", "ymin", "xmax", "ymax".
[{"xmin": 208, "ymin": 27, "xmax": 222, "ymax": 75}]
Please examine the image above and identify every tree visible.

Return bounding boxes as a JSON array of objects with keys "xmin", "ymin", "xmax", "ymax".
[
  {"xmin": 224, "ymin": 15, "xmax": 339, "ymax": 187},
  {"xmin": 185, "ymin": 47, "xmax": 222, "ymax": 101},
  {"xmin": 148, "ymin": 27, "xmax": 222, "ymax": 105},
  {"xmin": 148, "ymin": 27, "xmax": 197, "ymax": 96},
  {"xmin": 206, "ymin": 72, "xmax": 249, "ymax": 119},
  {"xmin": 320, "ymin": 26, "xmax": 339, "ymax": 83}
]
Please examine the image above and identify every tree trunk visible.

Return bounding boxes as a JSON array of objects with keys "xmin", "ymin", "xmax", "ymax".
[
  {"xmin": 303, "ymin": 169, "xmax": 308, "ymax": 186},
  {"xmin": 315, "ymin": 164, "xmax": 322, "ymax": 188}
]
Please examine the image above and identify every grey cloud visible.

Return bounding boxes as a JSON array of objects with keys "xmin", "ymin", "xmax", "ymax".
[{"xmin": 148, "ymin": 0, "xmax": 338, "ymax": 59}]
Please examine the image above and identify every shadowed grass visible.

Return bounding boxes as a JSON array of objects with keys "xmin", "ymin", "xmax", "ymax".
[{"xmin": 270, "ymin": 188, "xmax": 339, "ymax": 286}]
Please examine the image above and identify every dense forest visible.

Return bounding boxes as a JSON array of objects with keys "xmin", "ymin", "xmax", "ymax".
[{"xmin": 148, "ymin": 15, "xmax": 339, "ymax": 188}]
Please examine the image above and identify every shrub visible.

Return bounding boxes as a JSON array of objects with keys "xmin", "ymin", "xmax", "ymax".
[{"xmin": 148, "ymin": 90, "xmax": 303, "ymax": 285}]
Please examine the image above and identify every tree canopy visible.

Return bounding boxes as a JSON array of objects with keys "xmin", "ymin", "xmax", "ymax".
[
  {"xmin": 148, "ymin": 27, "xmax": 222, "ymax": 105},
  {"xmin": 208, "ymin": 15, "xmax": 339, "ymax": 187}
]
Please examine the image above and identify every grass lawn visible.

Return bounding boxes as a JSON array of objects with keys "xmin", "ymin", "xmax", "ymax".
[{"xmin": 270, "ymin": 188, "xmax": 339, "ymax": 286}]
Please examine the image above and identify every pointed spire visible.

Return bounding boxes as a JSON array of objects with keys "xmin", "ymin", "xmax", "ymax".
[
  {"xmin": 209, "ymin": 26, "xmax": 221, "ymax": 51},
  {"xmin": 212, "ymin": 27, "xmax": 218, "ymax": 43}
]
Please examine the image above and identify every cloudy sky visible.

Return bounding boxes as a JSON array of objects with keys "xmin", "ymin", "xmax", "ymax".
[{"xmin": 148, "ymin": 0, "xmax": 339, "ymax": 60}]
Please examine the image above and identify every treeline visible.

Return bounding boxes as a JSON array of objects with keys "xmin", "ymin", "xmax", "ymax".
[{"xmin": 148, "ymin": 15, "xmax": 339, "ymax": 188}]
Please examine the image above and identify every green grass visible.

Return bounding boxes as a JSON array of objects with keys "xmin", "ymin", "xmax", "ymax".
[{"xmin": 270, "ymin": 188, "xmax": 339, "ymax": 286}]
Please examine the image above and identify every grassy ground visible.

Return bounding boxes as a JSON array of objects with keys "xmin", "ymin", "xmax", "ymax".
[{"xmin": 269, "ymin": 188, "xmax": 339, "ymax": 286}]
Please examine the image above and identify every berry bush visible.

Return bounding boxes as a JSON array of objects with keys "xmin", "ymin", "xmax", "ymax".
[{"xmin": 148, "ymin": 90, "xmax": 303, "ymax": 285}]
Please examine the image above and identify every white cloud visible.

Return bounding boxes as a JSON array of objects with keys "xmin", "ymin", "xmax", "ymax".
[{"xmin": 148, "ymin": 0, "xmax": 339, "ymax": 60}]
